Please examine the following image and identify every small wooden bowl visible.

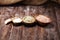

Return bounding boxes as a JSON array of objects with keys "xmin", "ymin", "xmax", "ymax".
[
  {"xmin": 22, "ymin": 16, "xmax": 36, "ymax": 26},
  {"xmin": 36, "ymin": 15, "xmax": 52, "ymax": 25},
  {"xmin": 12, "ymin": 17, "xmax": 22, "ymax": 24}
]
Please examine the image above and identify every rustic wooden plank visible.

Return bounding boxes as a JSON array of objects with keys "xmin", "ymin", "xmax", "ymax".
[
  {"xmin": 0, "ymin": 5, "xmax": 60, "ymax": 40},
  {"xmin": 54, "ymin": 7, "xmax": 60, "ymax": 39}
]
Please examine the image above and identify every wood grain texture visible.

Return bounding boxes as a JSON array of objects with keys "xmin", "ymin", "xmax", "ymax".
[{"xmin": 0, "ymin": 4, "xmax": 60, "ymax": 40}]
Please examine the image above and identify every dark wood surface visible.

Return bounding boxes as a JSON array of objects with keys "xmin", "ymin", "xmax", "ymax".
[{"xmin": 0, "ymin": 3, "xmax": 60, "ymax": 40}]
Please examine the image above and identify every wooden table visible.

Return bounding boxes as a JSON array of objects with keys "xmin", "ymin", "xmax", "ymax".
[{"xmin": 0, "ymin": 2, "xmax": 60, "ymax": 40}]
